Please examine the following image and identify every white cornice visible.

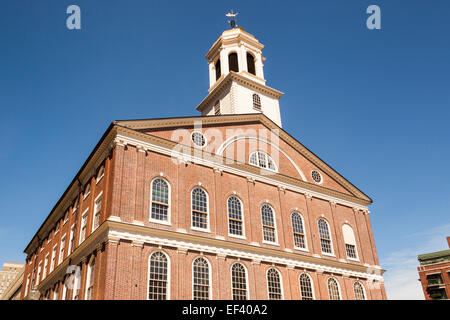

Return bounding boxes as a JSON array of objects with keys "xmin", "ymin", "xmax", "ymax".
[{"xmin": 108, "ymin": 226, "xmax": 384, "ymax": 282}]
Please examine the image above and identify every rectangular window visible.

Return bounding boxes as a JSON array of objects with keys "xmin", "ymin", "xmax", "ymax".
[
  {"xmin": 79, "ymin": 211, "xmax": 88, "ymax": 244},
  {"xmin": 93, "ymin": 195, "xmax": 102, "ymax": 231},
  {"xmin": 63, "ymin": 211, "xmax": 69, "ymax": 225},
  {"xmin": 345, "ymin": 244, "xmax": 357, "ymax": 259},
  {"xmin": 320, "ymin": 238, "xmax": 332, "ymax": 254},
  {"xmin": 50, "ymin": 245, "xmax": 57, "ymax": 272},
  {"xmin": 43, "ymin": 255, "xmax": 49, "ymax": 279},
  {"xmin": 36, "ymin": 262, "xmax": 42, "ymax": 285},
  {"xmin": 59, "ymin": 236, "xmax": 66, "ymax": 265},
  {"xmin": 294, "ymin": 233, "xmax": 305, "ymax": 248},
  {"xmin": 427, "ymin": 274, "xmax": 444, "ymax": 286},
  {"xmin": 68, "ymin": 224, "xmax": 76, "ymax": 255}
]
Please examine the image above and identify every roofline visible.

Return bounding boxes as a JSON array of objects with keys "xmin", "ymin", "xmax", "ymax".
[{"xmin": 23, "ymin": 122, "xmax": 116, "ymax": 255}]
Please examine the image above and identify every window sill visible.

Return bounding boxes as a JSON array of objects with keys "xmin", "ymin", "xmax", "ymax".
[
  {"xmin": 347, "ymin": 257, "xmax": 360, "ymax": 262},
  {"xmin": 294, "ymin": 247, "xmax": 309, "ymax": 253},
  {"xmin": 83, "ymin": 192, "xmax": 90, "ymax": 200},
  {"xmin": 149, "ymin": 218, "xmax": 171, "ymax": 226},
  {"xmin": 321, "ymin": 252, "xmax": 336, "ymax": 257},
  {"xmin": 191, "ymin": 227, "xmax": 211, "ymax": 233},
  {"xmin": 262, "ymin": 240, "xmax": 280, "ymax": 246},
  {"xmin": 96, "ymin": 175, "xmax": 104, "ymax": 185},
  {"xmin": 228, "ymin": 234, "xmax": 246, "ymax": 240}
]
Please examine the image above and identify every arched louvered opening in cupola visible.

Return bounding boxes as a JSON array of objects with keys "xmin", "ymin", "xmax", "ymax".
[
  {"xmin": 228, "ymin": 52, "xmax": 239, "ymax": 72},
  {"xmin": 247, "ymin": 52, "xmax": 256, "ymax": 75}
]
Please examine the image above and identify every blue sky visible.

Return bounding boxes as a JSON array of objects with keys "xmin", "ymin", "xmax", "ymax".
[{"xmin": 0, "ymin": 1, "xmax": 449, "ymax": 299}]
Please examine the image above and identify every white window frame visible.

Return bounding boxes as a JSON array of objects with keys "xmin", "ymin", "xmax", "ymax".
[
  {"xmin": 147, "ymin": 251, "xmax": 171, "ymax": 300},
  {"xmin": 85, "ymin": 256, "xmax": 96, "ymax": 300},
  {"xmin": 318, "ymin": 218, "xmax": 335, "ymax": 256},
  {"xmin": 192, "ymin": 256, "xmax": 212, "ymax": 300},
  {"xmin": 353, "ymin": 281, "xmax": 366, "ymax": 300},
  {"xmin": 249, "ymin": 151, "xmax": 278, "ymax": 172},
  {"xmin": 68, "ymin": 224, "xmax": 75, "ymax": 255},
  {"xmin": 58, "ymin": 235, "xmax": 66, "ymax": 265},
  {"xmin": 291, "ymin": 212, "xmax": 308, "ymax": 252},
  {"xmin": 149, "ymin": 178, "xmax": 171, "ymax": 225},
  {"xmin": 83, "ymin": 183, "xmax": 91, "ymax": 200},
  {"xmin": 96, "ymin": 166, "xmax": 105, "ymax": 184},
  {"xmin": 299, "ymin": 272, "xmax": 315, "ymax": 300},
  {"xmin": 230, "ymin": 262, "xmax": 249, "ymax": 300},
  {"xmin": 342, "ymin": 224, "xmax": 359, "ymax": 261},
  {"xmin": 266, "ymin": 268, "xmax": 284, "ymax": 300},
  {"xmin": 191, "ymin": 131, "xmax": 207, "ymax": 148},
  {"xmin": 261, "ymin": 204, "xmax": 279, "ymax": 245},
  {"xmin": 92, "ymin": 192, "xmax": 103, "ymax": 232},
  {"xmin": 327, "ymin": 277, "xmax": 342, "ymax": 300},
  {"xmin": 50, "ymin": 244, "xmax": 57, "ymax": 273},
  {"xmin": 79, "ymin": 208, "xmax": 89, "ymax": 245},
  {"xmin": 227, "ymin": 196, "xmax": 246, "ymax": 239},
  {"xmin": 42, "ymin": 254, "xmax": 49, "ymax": 280},
  {"xmin": 190, "ymin": 187, "xmax": 210, "ymax": 233}
]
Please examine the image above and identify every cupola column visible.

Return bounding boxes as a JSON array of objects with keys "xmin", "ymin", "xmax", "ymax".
[
  {"xmin": 239, "ymin": 45, "xmax": 248, "ymax": 73},
  {"xmin": 256, "ymin": 52, "xmax": 264, "ymax": 80},
  {"xmin": 209, "ymin": 62, "xmax": 215, "ymax": 87},
  {"xmin": 220, "ymin": 50, "xmax": 229, "ymax": 76}
]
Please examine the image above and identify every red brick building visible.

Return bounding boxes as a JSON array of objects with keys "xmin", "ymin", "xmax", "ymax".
[
  {"xmin": 20, "ymin": 26, "xmax": 386, "ymax": 300},
  {"xmin": 417, "ymin": 237, "xmax": 450, "ymax": 300}
]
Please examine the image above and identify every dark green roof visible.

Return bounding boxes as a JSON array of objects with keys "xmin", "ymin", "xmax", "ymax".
[{"xmin": 418, "ymin": 249, "xmax": 450, "ymax": 265}]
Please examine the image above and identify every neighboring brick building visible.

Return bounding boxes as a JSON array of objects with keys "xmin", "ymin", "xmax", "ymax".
[
  {"xmin": 20, "ymin": 25, "xmax": 386, "ymax": 300},
  {"xmin": 0, "ymin": 263, "xmax": 24, "ymax": 300},
  {"xmin": 417, "ymin": 237, "xmax": 450, "ymax": 300},
  {"xmin": 0, "ymin": 263, "xmax": 24, "ymax": 299}
]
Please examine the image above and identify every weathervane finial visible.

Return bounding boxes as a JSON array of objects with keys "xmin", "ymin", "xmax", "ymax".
[{"xmin": 226, "ymin": 10, "xmax": 238, "ymax": 29}]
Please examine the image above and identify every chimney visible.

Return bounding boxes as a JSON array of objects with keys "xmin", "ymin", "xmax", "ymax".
[{"xmin": 447, "ymin": 236, "xmax": 450, "ymax": 249}]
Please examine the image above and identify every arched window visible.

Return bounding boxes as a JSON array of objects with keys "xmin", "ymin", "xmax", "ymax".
[
  {"xmin": 342, "ymin": 224, "xmax": 358, "ymax": 259},
  {"xmin": 85, "ymin": 257, "xmax": 95, "ymax": 300},
  {"xmin": 191, "ymin": 188, "xmax": 208, "ymax": 230},
  {"xmin": 327, "ymin": 278, "xmax": 341, "ymax": 300},
  {"xmin": 215, "ymin": 59, "xmax": 221, "ymax": 80},
  {"xmin": 193, "ymin": 257, "xmax": 210, "ymax": 300},
  {"xmin": 151, "ymin": 178, "xmax": 170, "ymax": 222},
  {"xmin": 249, "ymin": 151, "xmax": 277, "ymax": 172},
  {"xmin": 318, "ymin": 218, "xmax": 333, "ymax": 254},
  {"xmin": 96, "ymin": 166, "xmax": 104, "ymax": 183},
  {"xmin": 231, "ymin": 263, "xmax": 248, "ymax": 300},
  {"xmin": 247, "ymin": 53, "xmax": 256, "ymax": 75},
  {"xmin": 83, "ymin": 183, "xmax": 91, "ymax": 199},
  {"xmin": 267, "ymin": 268, "xmax": 283, "ymax": 300},
  {"xmin": 261, "ymin": 204, "xmax": 277, "ymax": 243},
  {"xmin": 148, "ymin": 252, "xmax": 169, "ymax": 300},
  {"xmin": 228, "ymin": 196, "xmax": 244, "ymax": 237},
  {"xmin": 252, "ymin": 93, "xmax": 261, "ymax": 110},
  {"xmin": 299, "ymin": 273, "xmax": 314, "ymax": 300},
  {"xmin": 228, "ymin": 52, "xmax": 239, "ymax": 72},
  {"xmin": 354, "ymin": 281, "xmax": 366, "ymax": 300},
  {"xmin": 291, "ymin": 212, "xmax": 306, "ymax": 249}
]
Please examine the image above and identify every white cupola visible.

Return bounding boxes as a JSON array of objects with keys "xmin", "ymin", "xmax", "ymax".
[{"xmin": 196, "ymin": 25, "xmax": 284, "ymax": 127}]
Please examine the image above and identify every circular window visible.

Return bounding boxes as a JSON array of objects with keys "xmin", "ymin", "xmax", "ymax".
[
  {"xmin": 191, "ymin": 131, "xmax": 206, "ymax": 147},
  {"xmin": 311, "ymin": 170, "xmax": 322, "ymax": 183}
]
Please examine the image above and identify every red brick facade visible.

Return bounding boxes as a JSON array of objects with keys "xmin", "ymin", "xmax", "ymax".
[
  {"xmin": 417, "ymin": 237, "xmax": 450, "ymax": 300},
  {"xmin": 20, "ymin": 115, "xmax": 386, "ymax": 300}
]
